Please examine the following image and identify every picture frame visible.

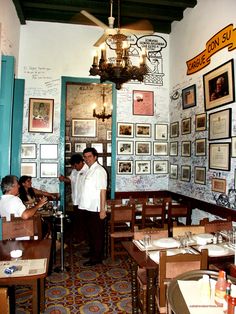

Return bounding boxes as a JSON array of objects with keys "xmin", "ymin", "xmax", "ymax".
[
  {"xmin": 212, "ymin": 178, "xmax": 226, "ymax": 193},
  {"xmin": 107, "ymin": 143, "xmax": 112, "ymax": 153},
  {"xmin": 98, "ymin": 157, "xmax": 103, "ymax": 165},
  {"xmin": 65, "ymin": 156, "xmax": 71, "ymax": 168},
  {"xmin": 135, "ymin": 160, "xmax": 151, "ymax": 175},
  {"xmin": 181, "ymin": 141, "xmax": 191, "ymax": 157},
  {"xmin": 209, "ymin": 108, "xmax": 231, "ymax": 140},
  {"xmin": 107, "ymin": 130, "xmax": 112, "ymax": 140},
  {"xmin": 65, "ymin": 143, "xmax": 71, "ymax": 153},
  {"xmin": 170, "ymin": 164, "xmax": 178, "ymax": 180},
  {"xmin": 133, "ymin": 90, "xmax": 154, "ymax": 116},
  {"xmin": 195, "ymin": 113, "xmax": 207, "ymax": 132},
  {"xmin": 155, "ymin": 124, "xmax": 168, "ymax": 141},
  {"xmin": 117, "ymin": 141, "xmax": 134, "ymax": 155},
  {"xmin": 169, "ymin": 142, "xmax": 178, "ymax": 156},
  {"xmin": 153, "ymin": 160, "xmax": 168, "ymax": 174},
  {"xmin": 91, "ymin": 143, "xmax": 103, "ymax": 153},
  {"xmin": 21, "ymin": 162, "xmax": 37, "ymax": 177},
  {"xmin": 107, "ymin": 156, "xmax": 111, "ymax": 167},
  {"xmin": 194, "ymin": 166, "xmax": 206, "ymax": 185},
  {"xmin": 181, "ymin": 117, "xmax": 191, "ymax": 135},
  {"xmin": 40, "ymin": 162, "xmax": 58, "ymax": 178},
  {"xmin": 40, "ymin": 144, "xmax": 58, "ymax": 159},
  {"xmin": 181, "ymin": 165, "xmax": 191, "ymax": 182},
  {"xmin": 203, "ymin": 59, "xmax": 235, "ymax": 111},
  {"xmin": 135, "ymin": 123, "xmax": 151, "ymax": 138},
  {"xmin": 28, "ymin": 98, "xmax": 54, "ymax": 133},
  {"xmin": 117, "ymin": 122, "xmax": 134, "ymax": 138},
  {"xmin": 170, "ymin": 122, "xmax": 179, "ymax": 138},
  {"xmin": 209, "ymin": 142, "xmax": 231, "ymax": 171},
  {"xmin": 195, "ymin": 138, "xmax": 206, "ymax": 156},
  {"xmin": 74, "ymin": 143, "xmax": 86, "ymax": 153},
  {"xmin": 72, "ymin": 119, "xmax": 97, "ymax": 137},
  {"xmin": 182, "ymin": 84, "xmax": 196, "ymax": 110},
  {"xmin": 135, "ymin": 141, "xmax": 151, "ymax": 155},
  {"xmin": 153, "ymin": 142, "xmax": 168, "ymax": 156},
  {"xmin": 232, "ymin": 137, "xmax": 236, "ymax": 158},
  {"xmin": 117, "ymin": 160, "xmax": 133, "ymax": 174},
  {"xmin": 21, "ymin": 143, "xmax": 37, "ymax": 159}
]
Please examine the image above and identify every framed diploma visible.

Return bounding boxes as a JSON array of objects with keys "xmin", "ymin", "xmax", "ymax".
[
  {"xmin": 209, "ymin": 142, "xmax": 231, "ymax": 171},
  {"xmin": 209, "ymin": 108, "xmax": 231, "ymax": 140}
]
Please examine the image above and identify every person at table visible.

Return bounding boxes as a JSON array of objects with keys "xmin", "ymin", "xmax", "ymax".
[
  {"xmin": 78, "ymin": 147, "xmax": 107, "ymax": 266},
  {"xmin": 0, "ymin": 175, "xmax": 48, "ymax": 221}
]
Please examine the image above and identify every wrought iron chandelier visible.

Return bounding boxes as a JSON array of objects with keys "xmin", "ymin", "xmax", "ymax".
[{"xmin": 93, "ymin": 86, "xmax": 112, "ymax": 121}]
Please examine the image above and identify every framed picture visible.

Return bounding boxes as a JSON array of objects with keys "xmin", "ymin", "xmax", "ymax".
[
  {"xmin": 209, "ymin": 142, "xmax": 231, "ymax": 171},
  {"xmin": 117, "ymin": 160, "xmax": 133, "ymax": 174},
  {"xmin": 21, "ymin": 162, "xmax": 37, "ymax": 177},
  {"xmin": 74, "ymin": 143, "xmax": 86, "ymax": 153},
  {"xmin": 135, "ymin": 123, "xmax": 151, "ymax": 138},
  {"xmin": 203, "ymin": 59, "xmax": 235, "ymax": 111},
  {"xmin": 65, "ymin": 156, "xmax": 71, "ymax": 168},
  {"xmin": 170, "ymin": 142, "xmax": 178, "ymax": 156},
  {"xmin": 135, "ymin": 160, "xmax": 151, "ymax": 175},
  {"xmin": 170, "ymin": 164, "xmax": 178, "ymax": 180},
  {"xmin": 232, "ymin": 137, "xmax": 236, "ymax": 158},
  {"xmin": 107, "ymin": 156, "xmax": 111, "ymax": 167},
  {"xmin": 194, "ymin": 166, "xmax": 206, "ymax": 185},
  {"xmin": 155, "ymin": 124, "xmax": 168, "ymax": 141},
  {"xmin": 40, "ymin": 162, "xmax": 58, "ymax": 178},
  {"xmin": 212, "ymin": 178, "xmax": 226, "ymax": 193},
  {"xmin": 135, "ymin": 141, "xmax": 151, "ymax": 155},
  {"xmin": 181, "ymin": 141, "xmax": 191, "ymax": 157},
  {"xmin": 153, "ymin": 160, "xmax": 168, "ymax": 174},
  {"xmin": 182, "ymin": 84, "xmax": 196, "ymax": 109},
  {"xmin": 91, "ymin": 143, "xmax": 103, "ymax": 153},
  {"xmin": 98, "ymin": 157, "xmax": 103, "ymax": 165},
  {"xmin": 195, "ymin": 138, "xmax": 206, "ymax": 156},
  {"xmin": 181, "ymin": 117, "xmax": 191, "ymax": 135},
  {"xmin": 133, "ymin": 90, "xmax": 154, "ymax": 116},
  {"xmin": 107, "ymin": 130, "xmax": 112, "ymax": 140},
  {"xmin": 72, "ymin": 119, "xmax": 96, "ymax": 137},
  {"xmin": 107, "ymin": 143, "xmax": 112, "ymax": 153},
  {"xmin": 181, "ymin": 165, "xmax": 191, "ymax": 182},
  {"xmin": 170, "ymin": 122, "xmax": 179, "ymax": 138},
  {"xmin": 117, "ymin": 122, "xmax": 134, "ymax": 138},
  {"xmin": 65, "ymin": 143, "xmax": 71, "ymax": 153},
  {"xmin": 28, "ymin": 98, "xmax": 54, "ymax": 133},
  {"xmin": 117, "ymin": 141, "xmax": 134, "ymax": 155},
  {"xmin": 153, "ymin": 142, "xmax": 168, "ymax": 156},
  {"xmin": 195, "ymin": 113, "xmax": 207, "ymax": 132},
  {"xmin": 40, "ymin": 144, "xmax": 58, "ymax": 159},
  {"xmin": 209, "ymin": 108, "xmax": 231, "ymax": 140},
  {"xmin": 21, "ymin": 143, "xmax": 36, "ymax": 159}
]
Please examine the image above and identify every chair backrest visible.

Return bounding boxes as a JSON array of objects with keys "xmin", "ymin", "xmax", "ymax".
[
  {"xmin": 110, "ymin": 204, "xmax": 135, "ymax": 232},
  {"xmin": 129, "ymin": 196, "xmax": 148, "ymax": 205},
  {"xmin": 107, "ymin": 199, "xmax": 122, "ymax": 206},
  {"xmin": 134, "ymin": 228, "xmax": 168, "ymax": 240},
  {"xmin": 141, "ymin": 202, "xmax": 165, "ymax": 228},
  {"xmin": 200, "ymin": 218, "xmax": 232, "ymax": 233},
  {"xmin": 172, "ymin": 225, "xmax": 205, "ymax": 237}
]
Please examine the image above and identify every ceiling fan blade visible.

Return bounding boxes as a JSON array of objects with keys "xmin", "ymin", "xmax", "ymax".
[
  {"xmin": 122, "ymin": 19, "xmax": 154, "ymax": 35},
  {"xmin": 94, "ymin": 34, "xmax": 109, "ymax": 47},
  {"xmin": 81, "ymin": 10, "xmax": 108, "ymax": 29}
]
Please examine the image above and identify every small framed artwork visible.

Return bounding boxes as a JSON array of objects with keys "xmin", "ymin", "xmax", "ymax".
[
  {"xmin": 107, "ymin": 143, "xmax": 112, "ymax": 153},
  {"xmin": 117, "ymin": 122, "xmax": 134, "ymax": 138},
  {"xmin": 135, "ymin": 141, "xmax": 151, "ymax": 156},
  {"xmin": 98, "ymin": 157, "xmax": 103, "ymax": 165},
  {"xmin": 21, "ymin": 162, "xmax": 37, "ymax": 177},
  {"xmin": 91, "ymin": 143, "xmax": 103, "ymax": 153},
  {"xmin": 203, "ymin": 59, "xmax": 235, "ymax": 111},
  {"xmin": 40, "ymin": 162, "xmax": 58, "ymax": 178},
  {"xmin": 107, "ymin": 130, "xmax": 112, "ymax": 140},
  {"xmin": 135, "ymin": 123, "xmax": 151, "ymax": 138},
  {"xmin": 135, "ymin": 160, "xmax": 151, "ymax": 175},
  {"xmin": 153, "ymin": 160, "xmax": 168, "ymax": 174},
  {"xmin": 181, "ymin": 141, "xmax": 191, "ymax": 157},
  {"xmin": 65, "ymin": 157, "xmax": 71, "ymax": 168},
  {"xmin": 117, "ymin": 141, "xmax": 134, "ymax": 155},
  {"xmin": 153, "ymin": 142, "xmax": 168, "ymax": 156},
  {"xmin": 232, "ymin": 137, "xmax": 236, "ymax": 158},
  {"xmin": 28, "ymin": 98, "xmax": 54, "ymax": 133},
  {"xmin": 209, "ymin": 108, "xmax": 231, "ymax": 140},
  {"xmin": 182, "ymin": 84, "xmax": 196, "ymax": 110},
  {"xmin": 21, "ymin": 143, "xmax": 37, "ymax": 159},
  {"xmin": 170, "ymin": 164, "xmax": 178, "ymax": 180},
  {"xmin": 212, "ymin": 178, "xmax": 226, "ymax": 193},
  {"xmin": 194, "ymin": 166, "xmax": 206, "ymax": 185},
  {"xmin": 40, "ymin": 144, "xmax": 58, "ymax": 159},
  {"xmin": 170, "ymin": 142, "xmax": 178, "ymax": 156},
  {"xmin": 107, "ymin": 156, "xmax": 111, "ymax": 167},
  {"xmin": 195, "ymin": 138, "xmax": 206, "ymax": 156},
  {"xmin": 181, "ymin": 117, "xmax": 191, "ymax": 135},
  {"xmin": 65, "ymin": 143, "xmax": 71, "ymax": 153},
  {"xmin": 74, "ymin": 143, "xmax": 86, "ymax": 153},
  {"xmin": 133, "ymin": 90, "xmax": 154, "ymax": 116},
  {"xmin": 195, "ymin": 113, "xmax": 207, "ymax": 132},
  {"xmin": 72, "ymin": 119, "xmax": 97, "ymax": 137},
  {"xmin": 155, "ymin": 124, "xmax": 168, "ymax": 141},
  {"xmin": 209, "ymin": 142, "xmax": 231, "ymax": 171},
  {"xmin": 170, "ymin": 122, "xmax": 179, "ymax": 138},
  {"xmin": 117, "ymin": 160, "xmax": 133, "ymax": 174},
  {"xmin": 181, "ymin": 165, "xmax": 191, "ymax": 182}
]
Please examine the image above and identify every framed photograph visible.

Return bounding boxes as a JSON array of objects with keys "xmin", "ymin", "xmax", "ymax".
[
  {"xmin": 181, "ymin": 141, "xmax": 191, "ymax": 157},
  {"xmin": 117, "ymin": 160, "xmax": 133, "ymax": 174},
  {"xmin": 155, "ymin": 124, "xmax": 168, "ymax": 141},
  {"xmin": 209, "ymin": 142, "xmax": 231, "ymax": 171},
  {"xmin": 203, "ymin": 59, "xmax": 235, "ymax": 111},
  {"xmin": 107, "ymin": 156, "xmax": 111, "ymax": 167},
  {"xmin": 21, "ymin": 162, "xmax": 37, "ymax": 177},
  {"xmin": 209, "ymin": 108, "xmax": 231, "ymax": 140},
  {"xmin": 21, "ymin": 143, "xmax": 36, "ymax": 159},
  {"xmin": 117, "ymin": 122, "xmax": 134, "ymax": 138},
  {"xmin": 232, "ymin": 137, "xmax": 236, "ymax": 158},
  {"xmin": 117, "ymin": 141, "xmax": 134, "ymax": 155},
  {"xmin": 181, "ymin": 117, "xmax": 191, "ymax": 135},
  {"xmin": 212, "ymin": 178, "xmax": 226, "ymax": 193},
  {"xmin": 65, "ymin": 156, "xmax": 71, "ymax": 168},
  {"xmin": 182, "ymin": 84, "xmax": 196, "ymax": 109},
  {"xmin": 195, "ymin": 113, "xmax": 207, "ymax": 132},
  {"xmin": 91, "ymin": 143, "xmax": 103, "ymax": 153},
  {"xmin": 74, "ymin": 143, "xmax": 86, "ymax": 153},
  {"xmin": 135, "ymin": 160, "xmax": 151, "ymax": 175},
  {"xmin": 181, "ymin": 165, "xmax": 191, "ymax": 182},
  {"xmin": 195, "ymin": 138, "xmax": 206, "ymax": 156},
  {"xmin": 170, "ymin": 142, "xmax": 178, "ymax": 156},
  {"xmin": 107, "ymin": 143, "xmax": 112, "ymax": 153},
  {"xmin": 98, "ymin": 157, "xmax": 103, "ymax": 165},
  {"xmin": 107, "ymin": 130, "xmax": 112, "ymax": 140},
  {"xmin": 153, "ymin": 160, "xmax": 168, "ymax": 174},
  {"xmin": 72, "ymin": 119, "xmax": 96, "ymax": 137},
  {"xmin": 133, "ymin": 90, "xmax": 154, "ymax": 116},
  {"xmin": 135, "ymin": 123, "xmax": 151, "ymax": 138},
  {"xmin": 153, "ymin": 142, "xmax": 168, "ymax": 156},
  {"xmin": 40, "ymin": 144, "xmax": 58, "ymax": 159},
  {"xmin": 170, "ymin": 122, "xmax": 179, "ymax": 138},
  {"xmin": 194, "ymin": 166, "xmax": 206, "ymax": 185},
  {"xmin": 170, "ymin": 164, "xmax": 178, "ymax": 180},
  {"xmin": 135, "ymin": 141, "xmax": 151, "ymax": 155},
  {"xmin": 28, "ymin": 98, "xmax": 54, "ymax": 133},
  {"xmin": 65, "ymin": 143, "xmax": 71, "ymax": 153},
  {"xmin": 40, "ymin": 162, "xmax": 58, "ymax": 178}
]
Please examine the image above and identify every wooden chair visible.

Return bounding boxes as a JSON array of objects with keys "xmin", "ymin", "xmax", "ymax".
[
  {"xmin": 0, "ymin": 288, "xmax": 9, "ymax": 314},
  {"xmin": 172, "ymin": 225, "xmax": 205, "ymax": 237},
  {"xmin": 141, "ymin": 201, "xmax": 166, "ymax": 229},
  {"xmin": 107, "ymin": 199, "xmax": 122, "ymax": 206},
  {"xmin": 200, "ymin": 217, "xmax": 232, "ymax": 233}
]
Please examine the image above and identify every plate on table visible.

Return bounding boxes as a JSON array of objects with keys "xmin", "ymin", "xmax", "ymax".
[
  {"xmin": 199, "ymin": 244, "xmax": 229, "ymax": 257},
  {"xmin": 152, "ymin": 237, "xmax": 180, "ymax": 248},
  {"xmin": 193, "ymin": 233, "xmax": 213, "ymax": 245}
]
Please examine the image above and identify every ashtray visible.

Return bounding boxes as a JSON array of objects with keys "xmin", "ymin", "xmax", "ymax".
[{"xmin": 10, "ymin": 250, "xmax": 23, "ymax": 259}]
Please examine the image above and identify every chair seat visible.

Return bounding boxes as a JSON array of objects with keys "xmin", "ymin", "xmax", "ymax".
[{"xmin": 110, "ymin": 231, "xmax": 134, "ymax": 238}]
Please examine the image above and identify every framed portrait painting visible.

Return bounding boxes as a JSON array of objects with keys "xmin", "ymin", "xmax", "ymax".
[
  {"xmin": 133, "ymin": 90, "xmax": 154, "ymax": 116},
  {"xmin": 72, "ymin": 119, "xmax": 96, "ymax": 137},
  {"xmin": 182, "ymin": 84, "xmax": 196, "ymax": 109}
]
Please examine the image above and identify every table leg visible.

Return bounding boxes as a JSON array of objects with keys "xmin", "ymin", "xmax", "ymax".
[
  {"xmin": 32, "ymin": 280, "xmax": 39, "ymax": 314},
  {"xmin": 40, "ymin": 278, "xmax": 45, "ymax": 312},
  {"xmin": 130, "ymin": 260, "xmax": 139, "ymax": 314},
  {"xmin": 146, "ymin": 268, "xmax": 157, "ymax": 314}
]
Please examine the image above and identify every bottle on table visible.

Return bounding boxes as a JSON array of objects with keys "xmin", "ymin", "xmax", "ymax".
[
  {"xmin": 227, "ymin": 284, "xmax": 236, "ymax": 314},
  {"xmin": 200, "ymin": 274, "xmax": 211, "ymax": 302},
  {"xmin": 223, "ymin": 280, "xmax": 231, "ymax": 313},
  {"xmin": 215, "ymin": 270, "xmax": 227, "ymax": 307}
]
